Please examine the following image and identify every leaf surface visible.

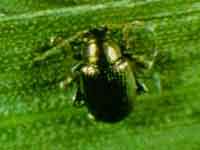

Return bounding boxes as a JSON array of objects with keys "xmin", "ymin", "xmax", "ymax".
[{"xmin": 0, "ymin": 0, "xmax": 200, "ymax": 149}]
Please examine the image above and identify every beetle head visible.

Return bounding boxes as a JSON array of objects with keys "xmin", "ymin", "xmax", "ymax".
[{"xmin": 83, "ymin": 26, "xmax": 108, "ymax": 41}]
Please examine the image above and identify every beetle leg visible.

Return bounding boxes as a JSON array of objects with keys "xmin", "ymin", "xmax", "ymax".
[
  {"xmin": 72, "ymin": 84, "xmax": 85, "ymax": 107},
  {"xmin": 59, "ymin": 76, "xmax": 74, "ymax": 90},
  {"xmin": 126, "ymin": 53, "xmax": 157, "ymax": 94},
  {"xmin": 33, "ymin": 36, "xmax": 72, "ymax": 63},
  {"xmin": 59, "ymin": 61, "xmax": 83, "ymax": 89},
  {"xmin": 60, "ymin": 62, "xmax": 85, "ymax": 107},
  {"xmin": 126, "ymin": 50, "xmax": 158, "ymax": 71},
  {"xmin": 133, "ymin": 55, "xmax": 154, "ymax": 70},
  {"xmin": 33, "ymin": 46, "xmax": 65, "ymax": 62},
  {"xmin": 122, "ymin": 20, "xmax": 158, "ymax": 71},
  {"xmin": 59, "ymin": 76, "xmax": 85, "ymax": 107},
  {"xmin": 33, "ymin": 28, "xmax": 104, "ymax": 63},
  {"xmin": 33, "ymin": 30, "xmax": 86, "ymax": 63}
]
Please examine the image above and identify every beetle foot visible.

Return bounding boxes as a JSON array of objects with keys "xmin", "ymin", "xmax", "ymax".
[
  {"xmin": 128, "ymin": 52, "xmax": 158, "ymax": 71},
  {"xmin": 72, "ymin": 85, "xmax": 85, "ymax": 107},
  {"xmin": 72, "ymin": 94, "xmax": 85, "ymax": 107},
  {"xmin": 59, "ymin": 77, "xmax": 74, "ymax": 90},
  {"xmin": 33, "ymin": 55, "xmax": 46, "ymax": 63},
  {"xmin": 136, "ymin": 80, "xmax": 149, "ymax": 94},
  {"xmin": 48, "ymin": 36, "xmax": 65, "ymax": 47},
  {"xmin": 73, "ymin": 99, "xmax": 85, "ymax": 107},
  {"xmin": 87, "ymin": 113, "xmax": 95, "ymax": 120}
]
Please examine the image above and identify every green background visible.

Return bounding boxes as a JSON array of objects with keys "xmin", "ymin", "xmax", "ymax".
[{"xmin": 0, "ymin": 0, "xmax": 200, "ymax": 149}]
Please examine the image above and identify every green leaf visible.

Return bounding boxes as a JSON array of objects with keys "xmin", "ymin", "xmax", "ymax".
[{"xmin": 0, "ymin": 0, "xmax": 200, "ymax": 149}]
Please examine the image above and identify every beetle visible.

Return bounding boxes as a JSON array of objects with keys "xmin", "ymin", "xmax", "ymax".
[
  {"xmin": 33, "ymin": 23, "xmax": 157, "ymax": 123},
  {"xmin": 68, "ymin": 27, "xmax": 137, "ymax": 122}
]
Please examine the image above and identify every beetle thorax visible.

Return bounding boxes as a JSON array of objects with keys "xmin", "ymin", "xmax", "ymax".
[
  {"xmin": 103, "ymin": 40, "xmax": 122, "ymax": 64},
  {"xmin": 85, "ymin": 39, "xmax": 101, "ymax": 64}
]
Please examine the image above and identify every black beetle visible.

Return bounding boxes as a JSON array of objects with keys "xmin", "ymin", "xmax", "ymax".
[
  {"xmin": 70, "ymin": 28, "xmax": 137, "ymax": 122},
  {"xmin": 60, "ymin": 27, "xmax": 154, "ymax": 122},
  {"xmin": 33, "ymin": 24, "xmax": 157, "ymax": 123}
]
